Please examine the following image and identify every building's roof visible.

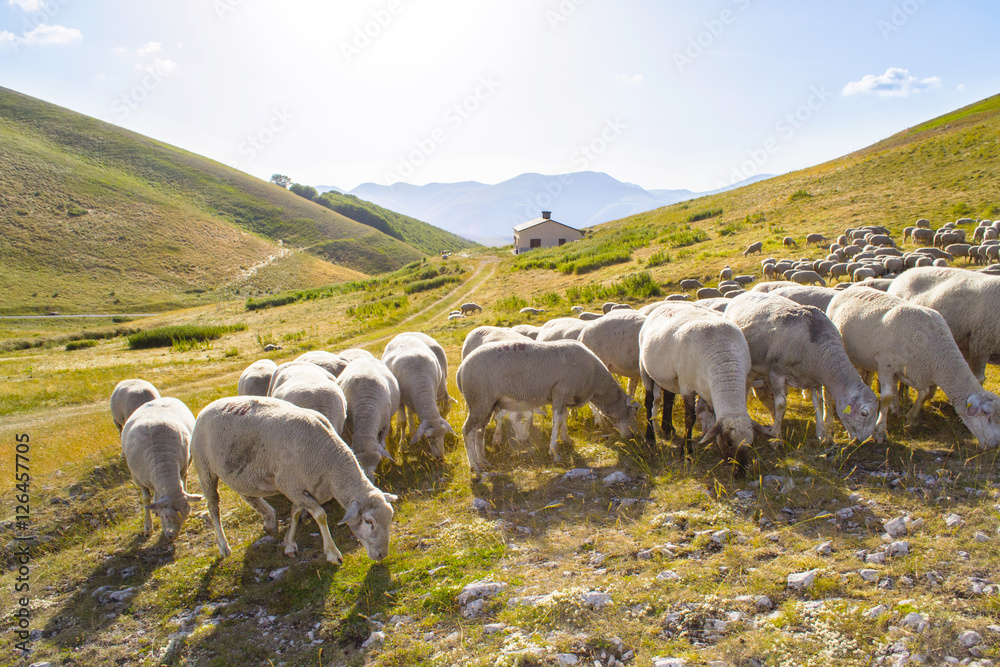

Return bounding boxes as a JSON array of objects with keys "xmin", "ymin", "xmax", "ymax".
[{"xmin": 513, "ymin": 216, "xmax": 582, "ymax": 233}]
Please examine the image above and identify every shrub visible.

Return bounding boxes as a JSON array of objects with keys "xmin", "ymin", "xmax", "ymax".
[
  {"xmin": 646, "ymin": 250, "xmax": 671, "ymax": 267},
  {"xmin": 126, "ymin": 323, "xmax": 247, "ymax": 350},
  {"xmin": 65, "ymin": 340, "xmax": 97, "ymax": 351},
  {"xmin": 686, "ymin": 208, "xmax": 723, "ymax": 222},
  {"xmin": 789, "ymin": 189, "xmax": 812, "ymax": 201},
  {"xmin": 403, "ymin": 275, "xmax": 461, "ymax": 294},
  {"xmin": 661, "ymin": 228, "xmax": 709, "ymax": 248},
  {"xmin": 346, "ymin": 295, "xmax": 408, "ymax": 320},
  {"xmin": 566, "ymin": 272, "xmax": 661, "ymax": 303},
  {"xmin": 494, "ymin": 295, "xmax": 529, "ymax": 312}
]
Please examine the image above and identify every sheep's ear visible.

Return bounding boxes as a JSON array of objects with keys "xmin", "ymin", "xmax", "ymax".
[
  {"xmin": 750, "ymin": 420, "xmax": 771, "ymax": 437},
  {"xmin": 338, "ymin": 500, "xmax": 361, "ymax": 525},
  {"xmin": 967, "ymin": 397, "xmax": 980, "ymax": 416},
  {"xmin": 409, "ymin": 421, "xmax": 428, "ymax": 445},
  {"xmin": 377, "ymin": 442, "xmax": 395, "ymax": 464},
  {"xmin": 699, "ymin": 421, "xmax": 723, "ymax": 445},
  {"xmin": 383, "ymin": 493, "xmax": 398, "ymax": 504},
  {"xmin": 443, "ymin": 420, "xmax": 457, "ymax": 436},
  {"xmin": 185, "ymin": 493, "xmax": 204, "ymax": 503},
  {"xmin": 145, "ymin": 498, "xmax": 170, "ymax": 511}
]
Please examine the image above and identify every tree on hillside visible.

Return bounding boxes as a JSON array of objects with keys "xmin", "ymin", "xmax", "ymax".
[
  {"xmin": 269, "ymin": 174, "xmax": 292, "ymax": 188},
  {"xmin": 289, "ymin": 183, "xmax": 318, "ymax": 201}
]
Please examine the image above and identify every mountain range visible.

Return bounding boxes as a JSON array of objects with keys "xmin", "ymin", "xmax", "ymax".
[{"xmin": 347, "ymin": 172, "xmax": 773, "ymax": 245}]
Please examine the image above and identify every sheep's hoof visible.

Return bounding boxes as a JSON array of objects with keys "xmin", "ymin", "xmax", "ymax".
[
  {"xmin": 284, "ymin": 543, "xmax": 298, "ymax": 557},
  {"xmin": 550, "ymin": 451, "xmax": 562, "ymax": 463},
  {"xmin": 644, "ymin": 436, "xmax": 656, "ymax": 448},
  {"xmin": 326, "ymin": 551, "xmax": 343, "ymax": 566},
  {"xmin": 217, "ymin": 544, "xmax": 232, "ymax": 559}
]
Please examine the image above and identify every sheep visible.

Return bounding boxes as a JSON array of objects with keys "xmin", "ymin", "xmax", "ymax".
[
  {"xmin": 536, "ymin": 317, "xmax": 587, "ymax": 341},
  {"xmin": 578, "ymin": 310, "xmax": 647, "ymax": 398},
  {"xmin": 382, "ymin": 333, "xmax": 455, "ymax": 459},
  {"xmin": 830, "ymin": 263, "xmax": 849, "ymax": 281},
  {"xmin": 578, "ymin": 311, "xmax": 603, "ymax": 320},
  {"xmin": 638, "ymin": 303, "xmax": 754, "ymax": 473},
  {"xmin": 720, "ymin": 265, "xmax": 733, "ymax": 281},
  {"xmin": 826, "ymin": 287, "xmax": 1000, "ymax": 448},
  {"xmin": 887, "ymin": 267, "xmax": 1000, "ymax": 384},
  {"xmin": 752, "ymin": 283, "xmax": 839, "ymax": 311},
  {"xmin": 448, "ymin": 313, "xmax": 466, "ymax": 321},
  {"xmin": 461, "ymin": 326, "xmax": 535, "ymax": 445},
  {"xmin": 697, "ymin": 287, "xmax": 724, "ymax": 299},
  {"xmin": 915, "ymin": 218, "xmax": 931, "ymax": 229},
  {"xmin": 911, "ymin": 228, "xmax": 934, "ymax": 245},
  {"xmin": 339, "ymin": 348, "xmax": 376, "ymax": 363},
  {"xmin": 295, "ymin": 350, "xmax": 348, "ymax": 377},
  {"xmin": 611, "ymin": 303, "xmax": 635, "ymax": 311},
  {"xmin": 111, "ymin": 379, "xmax": 161, "ymax": 434},
  {"xmin": 237, "ymin": 359, "xmax": 278, "ymax": 397},
  {"xmin": 519, "ymin": 307, "xmax": 545, "ymax": 315},
  {"xmin": 121, "ymin": 397, "xmax": 202, "ymax": 542},
  {"xmin": 461, "ymin": 302, "xmax": 483, "ymax": 315},
  {"xmin": 903, "ymin": 226, "xmax": 915, "ymax": 242},
  {"xmin": 763, "ymin": 263, "xmax": 777, "ymax": 279},
  {"xmin": 695, "ymin": 297, "xmax": 730, "ymax": 313},
  {"xmin": 511, "ymin": 324, "xmax": 541, "ymax": 339},
  {"xmin": 456, "ymin": 340, "xmax": 639, "ymax": 471},
  {"xmin": 855, "ymin": 278, "xmax": 895, "ymax": 292},
  {"xmin": 191, "ymin": 396, "xmax": 398, "ymax": 564},
  {"xmin": 783, "ymin": 236, "xmax": 797, "ymax": 248},
  {"xmin": 790, "ymin": 270, "xmax": 826, "ymax": 286},
  {"xmin": 570, "ymin": 305, "xmax": 584, "ymax": 315},
  {"xmin": 852, "ymin": 267, "xmax": 876, "ymax": 282},
  {"xmin": 733, "ymin": 275, "xmax": 756, "ymax": 286},
  {"xmin": 806, "ymin": 233, "xmax": 827, "ymax": 245},
  {"xmin": 680, "ymin": 279, "xmax": 704, "ymax": 290},
  {"xmin": 723, "ymin": 293, "xmax": 877, "ymax": 444},
  {"xmin": 744, "ymin": 241, "xmax": 763, "ymax": 256},
  {"xmin": 337, "ymin": 357, "xmax": 400, "ymax": 478},
  {"xmin": 268, "ymin": 361, "xmax": 348, "ymax": 434},
  {"xmin": 946, "ymin": 243, "xmax": 972, "ymax": 262},
  {"xmin": 664, "ymin": 294, "xmax": 690, "ymax": 301}
]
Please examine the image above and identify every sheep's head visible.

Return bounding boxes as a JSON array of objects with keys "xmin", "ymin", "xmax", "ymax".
[
  {"xmin": 339, "ymin": 491, "xmax": 397, "ymax": 561},
  {"xmin": 602, "ymin": 399, "xmax": 640, "ymax": 440},
  {"xmin": 837, "ymin": 385, "xmax": 878, "ymax": 443},
  {"xmin": 700, "ymin": 416, "xmax": 754, "ymax": 477},
  {"xmin": 146, "ymin": 493, "xmax": 202, "ymax": 542},
  {"xmin": 960, "ymin": 391, "xmax": 1000, "ymax": 449},
  {"xmin": 409, "ymin": 417, "xmax": 456, "ymax": 458}
]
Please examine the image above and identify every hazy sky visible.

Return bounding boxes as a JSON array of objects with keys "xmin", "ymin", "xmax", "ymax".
[{"xmin": 2, "ymin": 0, "xmax": 998, "ymax": 191}]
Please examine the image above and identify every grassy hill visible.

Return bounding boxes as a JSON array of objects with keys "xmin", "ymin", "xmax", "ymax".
[
  {"xmin": 1, "ymin": 96, "xmax": 1000, "ymax": 667},
  {"xmin": 0, "ymin": 87, "xmax": 431, "ymax": 314}
]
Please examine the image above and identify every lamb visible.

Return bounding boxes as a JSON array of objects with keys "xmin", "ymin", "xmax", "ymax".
[
  {"xmin": 268, "ymin": 361, "xmax": 348, "ymax": 434},
  {"xmin": 723, "ymin": 293, "xmax": 877, "ymax": 444},
  {"xmin": 638, "ymin": 303, "xmax": 755, "ymax": 473},
  {"xmin": 336, "ymin": 357, "xmax": 401, "ymax": 478},
  {"xmin": 381, "ymin": 333, "xmax": 455, "ymax": 459},
  {"xmin": 887, "ymin": 267, "xmax": 1000, "ymax": 384},
  {"xmin": 536, "ymin": 317, "xmax": 587, "ymax": 341},
  {"xmin": 461, "ymin": 326, "xmax": 535, "ymax": 445},
  {"xmin": 456, "ymin": 340, "xmax": 639, "ymax": 472},
  {"xmin": 111, "ymin": 379, "xmax": 161, "ymax": 434},
  {"xmin": 295, "ymin": 350, "xmax": 348, "ymax": 377},
  {"xmin": 744, "ymin": 241, "xmax": 763, "ymax": 256},
  {"xmin": 237, "ymin": 359, "xmax": 279, "ymax": 396},
  {"xmin": 191, "ymin": 396, "xmax": 398, "ymax": 564},
  {"xmin": 826, "ymin": 287, "xmax": 1000, "ymax": 448},
  {"xmin": 461, "ymin": 302, "xmax": 483, "ymax": 315},
  {"xmin": 578, "ymin": 310, "xmax": 647, "ymax": 398},
  {"xmin": 720, "ymin": 265, "xmax": 733, "ymax": 281},
  {"xmin": 120, "ymin": 397, "xmax": 202, "ymax": 542}
]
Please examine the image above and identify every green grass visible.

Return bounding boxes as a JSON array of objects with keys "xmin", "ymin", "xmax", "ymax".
[
  {"xmin": 126, "ymin": 323, "xmax": 248, "ymax": 349},
  {"xmin": 64, "ymin": 339, "xmax": 97, "ymax": 351},
  {"xmin": 686, "ymin": 208, "xmax": 723, "ymax": 222}
]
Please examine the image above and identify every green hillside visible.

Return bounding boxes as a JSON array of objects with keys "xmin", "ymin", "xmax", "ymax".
[
  {"xmin": 0, "ymin": 87, "xmax": 427, "ymax": 314},
  {"xmin": 315, "ymin": 190, "xmax": 477, "ymax": 255}
]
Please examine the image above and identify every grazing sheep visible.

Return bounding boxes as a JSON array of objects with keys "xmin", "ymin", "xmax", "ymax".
[
  {"xmin": 382, "ymin": 333, "xmax": 455, "ymax": 459},
  {"xmin": 611, "ymin": 303, "xmax": 635, "ymax": 311},
  {"xmin": 903, "ymin": 227, "xmax": 915, "ymax": 242},
  {"xmin": 121, "ymin": 398, "xmax": 202, "ymax": 542},
  {"xmin": 461, "ymin": 302, "xmax": 483, "ymax": 315},
  {"xmin": 946, "ymin": 243, "xmax": 972, "ymax": 262},
  {"xmin": 339, "ymin": 348, "xmax": 376, "ymax": 364},
  {"xmin": 911, "ymin": 228, "xmax": 934, "ymax": 245},
  {"xmin": 461, "ymin": 326, "xmax": 536, "ymax": 445},
  {"xmin": 578, "ymin": 310, "xmax": 647, "ymax": 398},
  {"xmin": 887, "ymin": 267, "xmax": 1000, "ymax": 384},
  {"xmin": 744, "ymin": 241, "xmax": 763, "ymax": 256},
  {"xmin": 237, "ymin": 360, "xmax": 278, "ymax": 397},
  {"xmin": 783, "ymin": 236, "xmax": 797, "ymax": 248},
  {"xmin": 456, "ymin": 340, "xmax": 639, "ymax": 472},
  {"xmin": 578, "ymin": 312, "xmax": 603, "ymax": 320},
  {"xmin": 519, "ymin": 307, "xmax": 545, "ymax": 315},
  {"xmin": 511, "ymin": 324, "xmax": 540, "ymax": 339},
  {"xmin": 601, "ymin": 302, "xmax": 621, "ymax": 314},
  {"xmin": 570, "ymin": 305, "xmax": 584, "ymax": 315},
  {"xmin": 295, "ymin": 350, "xmax": 349, "ymax": 377},
  {"xmin": 448, "ymin": 313, "xmax": 466, "ymax": 321},
  {"xmin": 664, "ymin": 294, "xmax": 691, "ymax": 302},
  {"xmin": 638, "ymin": 303, "xmax": 754, "ymax": 473},
  {"xmin": 733, "ymin": 275, "xmax": 756, "ymax": 286},
  {"xmin": 191, "ymin": 396, "xmax": 398, "ymax": 564},
  {"xmin": 851, "ymin": 267, "xmax": 876, "ymax": 282},
  {"xmin": 337, "ymin": 357, "xmax": 400, "ymax": 478},
  {"xmin": 111, "ymin": 379, "xmax": 161, "ymax": 434},
  {"xmin": 724, "ymin": 293, "xmax": 877, "ymax": 443},
  {"xmin": 697, "ymin": 287, "xmax": 724, "ymax": 300},
  {"xmin": 790, "ymin": 270, "xmax": 826, "ymax": 286},
  {"xmin": 536, "ymin": 317, "xmax": 587, "ymax": 342},
  {"xmin": 915, "ymin": 218, "xmax": 931, "ymax": 229},
  {"xmin": 720, "ymin": 265, "xmax": 733, "ymax": 281},
  {"xmin": 826, "ymin": 287, "xmax": 1000, "ymax": 448},
  {"xmin": 806, "ymin": 233, "xmax": 827, "ymax": 245},
  {"xmin": 680, "ymin": 279, "xmax": 704, "ymax": 290},
  {"xmin": 752, "ymin": 283, "xmax": 839, "ymax": 311},
  {"xmin": 268, "ymin": 361, "xmax": 348, "ymax": 434}
]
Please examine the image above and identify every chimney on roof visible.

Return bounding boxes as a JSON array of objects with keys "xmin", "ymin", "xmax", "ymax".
[{"xmin": 542, "ymin": 211, "xmax": 551, "ymax": 219}]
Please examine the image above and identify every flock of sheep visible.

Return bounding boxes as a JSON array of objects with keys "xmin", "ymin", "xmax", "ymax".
[{"xmin": 109, "ymin": 217, "xmax": 1000, "ymax": 567}]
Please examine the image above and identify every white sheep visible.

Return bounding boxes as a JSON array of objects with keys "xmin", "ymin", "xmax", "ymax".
[
  {"xmin": 121, "ymin": 397, "xmax": 202, "ymax": 542},
  {"xmin": 191, "ymin": 396, "xmax": 398, "ymax": 564},
  {"xmin": 337, "ymin": 357, "xmax": 401, "ymax": 478},
  {"xmin": 723, "ymin": 293, "xmax": 877, "ymax": 443},
  {"xmin": 110, "ymin": 379, "xmax": 161, "ymax": 434},
  {"xmin": 295, "ymin": 350, "xmax": 348, "ymax": 377},
  {"xmin": 638, "ymin": 303, "xmax": 754, "ymax": 472},
  {"xmin": 511, "ymin": 324, "xmax": 541, "ymax": 339},
  {"xmin": 338, "ymin": 348, "xmax": 376, "ymax": 363},
  {"xmin": 826, "ymin": 287, "xmax": 1000, "ymax": 448},
  {"xmin": 461, "ymin": 326, "xmax": 536, "ymax": 445},
  {"xmin": 535, "ymin": 317, "xmax": 587, "ymax": 341},
  {"xmin": 752, "ymin": 282, "xmax": 839, "ymax": 311},
  {"xmin": 887, "ymin": 267, "xmax": 1000, "ymax": 384},
  {"xmin": 237, "ymin": 359, "xmax": 278, "ymax": 396},
  {"xmin": 267, "ymin": 360, "xmax": 348, "ymax": 434},
  {"xmin": 456, "ymin": 339, "xmax": 639, "ymax": 472},
  {"xmin": 577, "ymin": 310, "xmax": 647, "ymax": 398},
  {"xmin": 381, "ymin": 333, "xmax": 455, "ymax": 459}
]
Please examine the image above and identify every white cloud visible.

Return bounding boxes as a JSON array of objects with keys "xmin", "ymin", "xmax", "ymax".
[
  {"xmin": 8, "ymin": 0, "xmax": 43, "ymax": 11},
  {"xmin": 614, "ymin": 73, "xmax": 644, "ymax": 85},
  {"xmin": 136, "ymin": 41, "xmax": 162, "ymax": 56},
  {"xmin": 0, "ymin": 23, "xmax": 82, "ymax": 48},
  {"xmin": 135, "ymin": 57, "xmax": 178, "ymax": 76},
  {"xmin": 957, "ymin": 83, "xmax": 966, "ymax": 92},
  {"xmin": 842, "ymin": 67, "xmax": 942, "ymax": 98},
  {"xmin": 112, "ymin": 46, "xmax": 128, "ymax": 55},
  {"xmin": 0, "ymin": 30, "xmax": 17, "ymax": 48}
]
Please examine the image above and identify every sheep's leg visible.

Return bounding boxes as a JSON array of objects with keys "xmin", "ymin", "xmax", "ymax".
[
  {"xmin": 463, "ymin": 418, "xmax": 484, "ymax": 473},
  {"xmin": 769, "ymin": 374, "xmax": 787, "ymax": 439},
  {"xmin": 812, "ymin": 388, "xmax": 831, "ymax": 444},
  {"xmin": 492, "ymin": 410, "xmax": 507, "ymax": 445},
  {"xmin": 407, "ymin": 409, "xmax": 418, "ymax": 442},
  {"xmin": 906, "ymin": 385, "xmax": 935, "ymax": 427},
  {"xmin": 644, "ymin": 381, "xmax": 657, "ymax": 446},
  {"xmin": 549, "ymin": 407, "xmax": 567, "ymax": 462},
  {"xmin": 202, "ymin": 471, "xmax": 231, "ymax": 558},
  {"xmin": 283, "ymin": 506, "xmax": 305, "ymax": 557},
  {"xmin": 627, "ymin": 377, "xmax": 637, "ymax": 400},
  {"xmin": 302, "ymin": 501, "xmax": 343, "ymax": 565},
  {"xmin": 395, "ymin": 405, "xmax": 406, "ymax": 442},
  {"xmin": 137, "ymin": 484, "xmax": 153, "ymax": 537},
  {"xmin": 661, "ymin": 390, "xmax": 676, "ymax": 439},
  {"xmin": 874, "ymin": 367, "xmax": 896, "ymax": 444},
  {"xmin": 890, "ymin": 381, "xmax": 905, "ymax": 415},
  {"xmin": 822, "ymin": 388, "xmax": 838, "ymax": 440},
  {"xmin": 682, "ymin": 394, "xmax": 697, "ymax": 456},
  {"xmin": 559, "ymin": 409, "xmax": 571, "ymax": 443},
  {"xmin": 241, "ymin": 495, "xmax": 277, "ymax": 535},
  {"xmin": 463, "ymin": 407, "xmax": 491, "ymax": 472},
  {"xmin": 591, "ymin": 403, "xmax": 603, "ymax": 427}
]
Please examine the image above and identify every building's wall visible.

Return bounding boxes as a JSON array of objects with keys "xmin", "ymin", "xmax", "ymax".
[{"xmin": 514, "ymin": 221, "xmax": 583, "ymax": 254}]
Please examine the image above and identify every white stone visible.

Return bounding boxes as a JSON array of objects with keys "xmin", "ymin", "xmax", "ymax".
[
  {"xmin": 887, "ymin": 541, "xmax": 910, "ymax": 558},
  {"xmin": 562, "ymin": 468, "xmax": 596, "ymax": 481},
  {"xmin": 905, "ymin": 517, "xmax": 924, "ymax": 532},
  {"xmin": 786, "ymin": 569, "xmax": 818, "ymax": 591},
  {"xmin": 456, "ymin": 580, "xmax": 507, "ymax": 605},
  {"xmin": 554, "ymin": 654, "xmax": 580, "ymax": 666},
  {"xmin": 958, "ymin": 630, "xmax": 983, "ymax": 647},
  {"xmin": 656, "ymin": 570, "xmax": 681, "ymax": 582},
  {"xmin": 581, "ymin": 591, "xmax": 613, "ymax": 609},
  {"xmin": 865, "ymin": 551, "xmax": 886, "ymax": 565},
  {"xmin": 602, "ymin": 471, "xmax": 631, "ymax": 486},
  {"xmin": 707, "ymin": 619, "xmax": 729, "ymax": 633},
  {"xmin": 815, "ymin": 541, "xmax": 833, "ymax": 556},
  {"xmin": 483, "ymin": 623, "xmax": 505, "ymax": 634},
  {"xmin": 268, "ymin": 567, "xmax": 289, "ymax": 581},
  {"xmin": 107, "ymin": 587, "xmax": 137, "ymax": 603},
  {"xmin": 711, "ymin": 529, "xmax": 733, "ymax": 545},
  {"xmin": 974, "ymin": 531, "xmax": 989, "ymax": 543},
  {"xmin": 462, "ymin": 598, "xmax": 486, "ymax": 619},
  {"xmin": 865, "ymin": 604, "xmax": 888, "ymax": 618},
  {"xmin": 884, "ymin": 516, "xmax": 908, "ymax": 537},
  {"xmin": 944, "ymin": 513, "xmax": 964, "ymax": 528},
  {"xmin": 754, "ymin": 595, "xmax": 773, "ymax": 611},
  {"xmin": 653, "ymin": 659, "xmax": 687, "ymax": 667},
  {"xmin": 987, "ymin": 624, "xmax": 1000, "ymax": 635},
  {"xmin": 28, "ymin": 663, "xmax": 54, "ymax": 667},
  {"xmin": 901, "ymin": 612, "xmax": 928, "ymax": 632},
  {"xmin": 472, "ymin": 497, "xmax": 489, "ymax": 512},
  {"xmin": 361, "ymin": 631, "xmax": 385, "ymax": 649},
  {"xmin": 859, "ymin": 569, "xmax": 880, "ymax": 583}
]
